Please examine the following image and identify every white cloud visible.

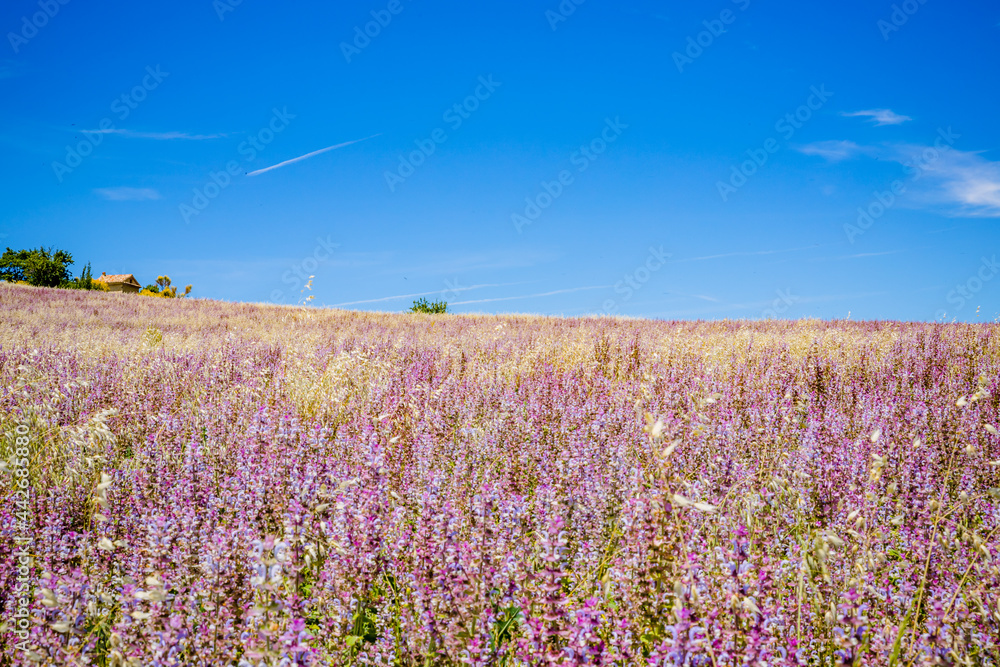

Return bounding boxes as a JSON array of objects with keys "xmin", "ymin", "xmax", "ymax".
[
  {"xmin": 802, "ymin": 135, "xmax": 1000, "ymax": 217},
  {"xmin": 804, "ymin": 138, "xmax": 1000, "ymax": 217},
  {"xmin": 798, "ymin": 140, "xmax": 872, "ymax": 162},
  {"xmin": 892, "ymin": 146, "xmax": 1000, "ymax": 217},
  {"xmin": 842, "ymin": 109, "xmax": 913, "ymax": 126},
  {"xmin": 94, "ymin": 187, "xmax": 161, "ymax": 201}
]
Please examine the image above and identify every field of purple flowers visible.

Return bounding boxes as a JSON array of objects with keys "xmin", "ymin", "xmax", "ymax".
[{"xmin": 1, "ymin": 283, "xmax": 999, "ymax": 666}]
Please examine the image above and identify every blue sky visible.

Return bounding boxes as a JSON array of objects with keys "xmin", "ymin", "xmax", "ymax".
[{"xmin": 2, "ymin": 0, "xmax": 999, "ymax": 321}]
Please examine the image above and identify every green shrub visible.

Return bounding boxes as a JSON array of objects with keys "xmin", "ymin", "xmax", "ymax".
[{"xmin": 409, "ymin": 298, "xmax": 447, "ymax": 314}]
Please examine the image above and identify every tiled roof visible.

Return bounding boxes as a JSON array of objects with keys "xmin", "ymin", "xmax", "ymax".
[{"xmin": 96, "ymin": 274, "xmax": 141, "ymax": 286}]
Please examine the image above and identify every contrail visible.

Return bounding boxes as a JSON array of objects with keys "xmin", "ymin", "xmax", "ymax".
[
  {"xmin": 85, "ymin": 129, "xmax": 227, "ymax": 140},
  {"xmin": 671, "ymin": 243, "xmax": 827, "ymax": 263},
  {"xmin": 331, "ymin": 283, "xmax": 523, "ymax": 307},
  {"xmin": 247, "ymin": 133, "xmax": 381, "ymax": 176},
  {"xmin": 450, "ymin": 285, "xmax": 611, "ymax": 306}
]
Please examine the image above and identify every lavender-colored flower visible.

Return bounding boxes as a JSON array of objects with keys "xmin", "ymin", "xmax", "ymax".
[{"xmin": 0, "ymin": 283, "xmax": 998, "ymax": 664}]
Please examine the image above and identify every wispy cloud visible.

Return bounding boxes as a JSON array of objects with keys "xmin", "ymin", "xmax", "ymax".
[
  {"xmin": 247, "ymin": 134, "xmax": 381, "ymax": 176},
  {"xmin": 842, "ymin": 109, "xmax": 913, "ymax": 126},
  {"xmin": 94, "ymin": 187, "xmax": 161, "ymax": 201},
  {"xmin": 298, "ymin": 248, "xmax": 555, "ymax": 281},
  {"xmin": 381, "ymin": 250, "xmax": 558, "ymax": 278},
  {"xmin": 663, "ymin": 290, "xmax": 720, "ymax": 302},
  {"xmin": 450, "ymin": 285, "xmax": 610, "ymax": 306},
  {"xmin": 798, "ymin": 140, "xmax": 872, "ymax": 162},
  {"xmin": 813, "ymin": 249, "xmax": 908, "ymax": 261},
  {"xmin": 842, "ymin": 250, "xmax": 904, "ymax": 258},
  {"xmin": 889, "ymin": 146, "xmax": 1000, "ymax": 217},
  {"xmin": 84, "ymin": 129, "xmax": 226, "ymax": 140},
  {"xmin": 800, "ymin": 137, "xmax": 1000, "ymax": 217},
  {"xmin": 671, "ymin": 244, "xmax": 825, "ymax": 263},
  {"xmin": 728, "ymin": 291, "xmax": 890, "ymax": 312},
  {"xmin": 639, "ymin": 291, "xmax": 890, "ymax": 319}
]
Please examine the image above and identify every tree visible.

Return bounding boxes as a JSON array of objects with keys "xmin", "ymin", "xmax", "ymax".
[
  {"xmin": 66, "ymin": 262, "xmax": 106, "ymax": 290},
  {"xmin": 0, "ymin": 247, "xmax": 74, "ymax": 287},
  {"xmin": 409, "ymin": 298, "xmax": 448, "ymax": 314},
  {"xmin": 77, "ymin": 262, "xmax": 93, "ymax": 289},
  {"xmin": 0, "ymin": 248, "xmax": 26, "ymax": 282},
  {"xmin": 140, "ymin": 275, "xmax": 192, "ymax": 298}
]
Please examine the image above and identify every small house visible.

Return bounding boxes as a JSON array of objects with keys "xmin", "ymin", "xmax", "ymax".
[{"xmin": 96, "ymin": 272, "xmax": 141, "ymax": 293}]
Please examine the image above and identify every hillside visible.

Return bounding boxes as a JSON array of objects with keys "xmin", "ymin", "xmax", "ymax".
[{"xmin": 1, "ymin": 283, "xmax": 999, "ymax": 665}]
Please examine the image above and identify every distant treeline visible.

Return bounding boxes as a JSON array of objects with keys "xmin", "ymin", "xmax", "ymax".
[
  {"xmin": 0, "ymin": 246, "xmax": 192, "ymax": 297},
  {"xmin": 0, "ymin": 246, "xmax": 102, "ymax": 290}
]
